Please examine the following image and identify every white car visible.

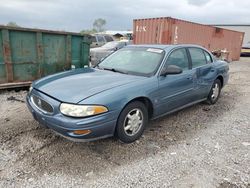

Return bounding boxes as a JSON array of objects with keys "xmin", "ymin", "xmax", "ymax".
[
  {"xmin": 90, "ymin": 34, "xmax": 114, "ymax": 48},
  {"xmin": 90, "ymin": 41, "xmax": 130, "ymax": 66}
]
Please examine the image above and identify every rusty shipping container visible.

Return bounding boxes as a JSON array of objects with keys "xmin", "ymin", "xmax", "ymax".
[
  {"xmin": 0, "ymin": 25, "xmax": 90, "ymax": 89},
  {"xmin": 133, "ymin": 17, "xmax": 244, "ymax": 61}
]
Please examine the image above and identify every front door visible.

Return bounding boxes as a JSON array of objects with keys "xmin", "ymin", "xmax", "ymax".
[{"xmin": 157, "ymin": 48, "xmax": 195, "ymax": 115}]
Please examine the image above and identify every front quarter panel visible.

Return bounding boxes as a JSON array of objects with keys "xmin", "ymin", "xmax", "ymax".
[{"xmin": 78, "ymin": 77, "xmax": 159, "ymax": 118}]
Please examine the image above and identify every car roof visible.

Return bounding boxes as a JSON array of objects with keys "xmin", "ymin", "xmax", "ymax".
[
  {"xmin": 126, "ymin": 44, "xmax": 205, "ymax": 50},
  {"xmin": 92, "ymin": 34, "xmax": 112, "ymax": 36},
  {"xmin": 107, "ymin": 40, "xmax": 128, "ymax": 43}
]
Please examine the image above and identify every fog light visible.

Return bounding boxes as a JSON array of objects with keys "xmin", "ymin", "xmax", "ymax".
[{"xmin": 73, "ymin": 130, "xmax": 91, "ymax": 135}]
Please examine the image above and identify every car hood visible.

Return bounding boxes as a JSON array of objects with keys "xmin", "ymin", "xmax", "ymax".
[
  {"xmin": 33, "ymin": 68, "xmax": 144, "ymax": 103},
  {"xmin": 90, "ymin": 47, "xmax": 113, "ymax": 52},
  {"xmin": 90, "ymin": 48, "xmax": 113, "ymax": 58}
]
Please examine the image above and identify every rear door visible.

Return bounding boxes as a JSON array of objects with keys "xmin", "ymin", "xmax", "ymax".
[
  {"xmin": 188, "ymin": 47, "xmax": 216, "ymax": 99},
  {"xmin": 157, "ymin": 48, "xmax": 195, "ymax": 115}
]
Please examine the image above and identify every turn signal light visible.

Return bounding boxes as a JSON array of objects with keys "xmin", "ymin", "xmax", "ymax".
[{"xmin": 73, "ymin": 130, "xmax": 91, "ymax": 135}]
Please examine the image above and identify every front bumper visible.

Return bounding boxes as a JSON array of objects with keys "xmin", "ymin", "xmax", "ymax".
[{"xmin": 26, "ymin": 89, "xmax": 118, "ymax": 141}]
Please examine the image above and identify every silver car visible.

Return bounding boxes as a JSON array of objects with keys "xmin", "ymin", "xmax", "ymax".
[
  {"xmin": 90, "ymin": 34, "xmax": 114, "ymax": 48},
  {"xmin": 90, "ymin": 41, "xmax": 130, "ymax": 66}
]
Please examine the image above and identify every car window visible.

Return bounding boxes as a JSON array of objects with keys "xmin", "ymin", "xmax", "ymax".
[
  {"xmin": 97, "ymin": 35, "xmax": 105, "ymax": 43},
  {"xmin": 99, "ymin": 47, "xmax": 165, "ymax": 77},
  {"xmin": 164, "ymin": 48, "xmax": 189, "ymax": 71},
  {"xmin": 91, "ymin": 36, "xmax": 97, "ymax": 43},
  {"xmin": 204, "ymin": 51, "xmax": 213, "ymax": 63},
  {"xmin": 189, "ymin": 48, "xmax": 207, "ymax": 68},
  {"xmin": 104, "ymin": 35, "xmax": 114, "ymax": 42}
]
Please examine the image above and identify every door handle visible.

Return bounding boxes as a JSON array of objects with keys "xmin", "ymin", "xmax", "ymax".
[
  {"xmin": 187, "ymin": 76, "xmax": 193, "ymax": 80},
  {"xmin": 210, "ymin": 69, "xmax": 215, "ymax": 72}
]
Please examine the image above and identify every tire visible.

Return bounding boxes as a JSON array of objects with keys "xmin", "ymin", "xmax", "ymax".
[
  {"xmin": 206, "ymin": 79, "xmax": 222, "ymax": 104},
  {"xmin": 115, "ymin": 101, "xmax": 148, "ymax": 143}
]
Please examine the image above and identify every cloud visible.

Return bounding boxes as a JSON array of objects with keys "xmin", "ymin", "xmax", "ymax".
[
  {"xmin": 187, "ymin": 0, "xmax": 209, "ymax": 6},
  {"xmin": 0, "ymin": 0, "xmax": 249, "ymax": 32}
]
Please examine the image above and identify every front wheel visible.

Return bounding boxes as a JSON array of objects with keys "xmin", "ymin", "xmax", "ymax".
[
  {"xmin": 206, "ymin": 79, "xmax": 222, "ymax": 104},
  {"xmin": 115, "ymin": 101, "xmax": 148, "ymax": 143}
]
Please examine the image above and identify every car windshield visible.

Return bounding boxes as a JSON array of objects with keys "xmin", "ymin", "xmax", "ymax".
[
  {"xmin": 102, "ymin": 41, "xmax": 120, "ymax": 48},
  {"xmin": 98, "ymin": 47, "xmax": 165, "ymax": 77}
]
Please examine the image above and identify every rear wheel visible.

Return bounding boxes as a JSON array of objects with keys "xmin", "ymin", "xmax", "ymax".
[
  {"xmin": 115, "ymin": 101, "xmax": 148, "ymax": 143},
  {"xmin": 206, "ymin": 79, "xmax": 222, "ymax": 104}
]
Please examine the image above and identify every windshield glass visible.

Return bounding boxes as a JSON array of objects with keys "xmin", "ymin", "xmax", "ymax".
[{"xmin": 98, "ymin": 47, "xmax": 165, "ymax": 76}]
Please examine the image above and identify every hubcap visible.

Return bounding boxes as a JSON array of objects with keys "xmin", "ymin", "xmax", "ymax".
[
  {"xmin": 211, "ymin": 83, "xmax": 219, "ymax": 100},
  {"xmin": 123, "ymin": 108, "xmax": 143, "ymax": 136}
]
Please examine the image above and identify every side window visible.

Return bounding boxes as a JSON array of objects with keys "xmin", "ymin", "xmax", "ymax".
[
  {"xmin": 164, "ymin": 48, "xmax": 189, "ymax": 71},
  {"xmin": 104, "ymin": 35, "xmax": 114, "ymax": 42},
  {"xmin": 189, "ymin": 48, "xmax": 207, "ymax": 68},
  {"xmin": 97, "ymin": 35, "xmax": 105, "ymax": 43},
  {"xmin": 204, "ymin": 51, "xmax": 213, "ymax": 63},
  {"xmin": 91, "ymin": 36, "xmax": 97, "ymax": 43}
]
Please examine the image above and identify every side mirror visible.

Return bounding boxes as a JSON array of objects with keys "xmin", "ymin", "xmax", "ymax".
[{"xmin": 160, "ymin": 65, "xmax": 183, "ymax": 76}]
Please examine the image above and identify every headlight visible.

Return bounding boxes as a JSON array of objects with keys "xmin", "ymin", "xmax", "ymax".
[
  {"xmin": 29, "ymin": 86, "xmax": 33, "ymax": 93},
  {"xmin": 60, "ymin": 103, "xmax": 108, "ymax": 117}
]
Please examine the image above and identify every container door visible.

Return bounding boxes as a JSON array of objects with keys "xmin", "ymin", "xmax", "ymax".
[
  {"xmin": 0, "ymin": 31, "xmax": 6, "ymax": 84},
  {"xmin": 157, "ymin": 48, "xmax": 194, "ymax": 115}
]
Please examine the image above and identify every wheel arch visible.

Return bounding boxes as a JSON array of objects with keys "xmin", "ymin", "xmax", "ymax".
[
  {"xmin": 216, "ymin": 75, "xmax": 224, "ymax": 87},
  {"xmin": 121, "ymin": 96, "xmax": 154, "ymax": 119}
]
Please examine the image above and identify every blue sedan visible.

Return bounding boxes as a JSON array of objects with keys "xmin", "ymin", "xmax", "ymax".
[{"xmin": 26, "ymin": 44, "xmax": 229, "ymax": 143}]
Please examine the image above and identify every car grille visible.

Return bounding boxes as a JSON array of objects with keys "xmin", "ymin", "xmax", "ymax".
[{"xmin": 31, "ymin": 95, "xmax": 53, "ymax": 114}]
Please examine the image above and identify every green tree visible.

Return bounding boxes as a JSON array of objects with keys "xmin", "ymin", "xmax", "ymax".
[
  {"xmin": 93, "ymin": 18, "xmax": 106, "ymax": 32},
  {"xmin": 6, "ymin": 22, "xmax": 20, "ymax": 27}
]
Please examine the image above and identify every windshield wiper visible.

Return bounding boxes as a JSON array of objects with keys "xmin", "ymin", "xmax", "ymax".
[
  {"xmin": 102, "ymin": 67, "xmax": 128, "ymax": 74},
  {"xmin": 94, "ymin": 64, "xmax": 100, "ymax": 69}
]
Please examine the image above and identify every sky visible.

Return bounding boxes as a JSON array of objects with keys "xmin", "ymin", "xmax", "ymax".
[{"xmin": 0, "ymin": 0, "xmax": 250, "ymax": 32}]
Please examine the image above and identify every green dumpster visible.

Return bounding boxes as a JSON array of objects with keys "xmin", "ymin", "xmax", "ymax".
[{"xmin": 0, "ymin": 25, "xmax": 91, "ymax": 89}]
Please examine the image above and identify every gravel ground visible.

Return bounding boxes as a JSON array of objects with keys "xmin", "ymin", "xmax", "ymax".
[{"xmin": 0, "ymin": 58, "xmax": 250, "ymax": 188}]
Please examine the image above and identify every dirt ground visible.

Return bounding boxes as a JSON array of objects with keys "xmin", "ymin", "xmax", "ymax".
[{"xmin": 0, "ymin": 58, "xmax": 250, "ymax": 188}]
